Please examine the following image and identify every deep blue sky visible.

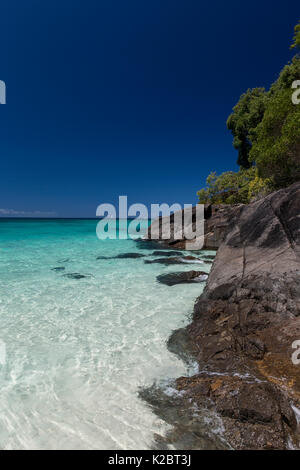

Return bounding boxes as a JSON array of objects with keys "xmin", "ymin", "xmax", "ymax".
[{"xmin": 0, "ymin": 0, "xmax": 298, "ymax": 217}]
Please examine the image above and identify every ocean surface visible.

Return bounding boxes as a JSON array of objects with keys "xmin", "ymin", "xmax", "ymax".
[{"xmin": 0, "ymin": 219, "xmax": 214, "ymax": 450}]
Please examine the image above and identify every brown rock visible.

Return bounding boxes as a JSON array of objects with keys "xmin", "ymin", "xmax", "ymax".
[{"xmin": 148, "ymin": 182, "xmax": 300, "ymax": 449}]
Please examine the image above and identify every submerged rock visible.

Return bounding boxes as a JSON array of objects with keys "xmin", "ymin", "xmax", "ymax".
[
  {"xmin": 175, "ymin": 374, "xmax": 297, "ymax": 450},
  {"xmin": 139, "ymin": 383, "xmax": 229, "ymax": 450},
  {"xmin": 181, "ymin": 255, "xmax": 204, "ymax": 263},
  {"xmin": 134, "ymin": 238, "xmax": 164, "ymax": 250},
  {"xmin": 202, "ymin": 254, "xmax": 216, "ymax": 260},
  {"xmin": 63, "ymin": 273, "xmax": 90, "ymax": 280},
  {"xmin": 97, "ymin": 252, "xmax": 145, "ymax": 260},
  {"xmin": 157, "ymin": 271, "xmax": 208, "ymax": 286},
  {"xmin": 115, "ymin": 253, "xmax": 145, "ymax": 259},
  {"xmin": 145, "ymin": 256, "xmax": 203, "ymax": 265}
]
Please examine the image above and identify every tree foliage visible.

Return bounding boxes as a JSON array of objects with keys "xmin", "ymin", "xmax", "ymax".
[
  {"xmin": 249, "ymin": 57, "xmax": 300, "ymax": 188},
  {"xmin": 291, "ymin": 20, "xmax": 300, "ymax": 50},
  {"xmin": 226, "ymin": 88, "xmax": 268, "ymax": 168},
  {"xmin": 198, "ymin": 21, "xmax": 300, "ymax": 204},
  {"xmin": 197, "ymin": 168, "xmax": 270, "ymax": 204}
]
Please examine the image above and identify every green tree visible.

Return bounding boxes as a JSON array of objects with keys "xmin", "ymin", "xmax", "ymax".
[
  {"xmin": 249, "ymin": 57, "xmax": 300, "ymax": 188},
  {"xmin": 226, "ymin": 88, "xmax": 268, "ymax": 168},
  {"xmin": 197, "ymin": 168, "xmax": 265, "ymax": 204},
  {"xmin": 197, "ymin": 168, "xmax": 271, "ymax": 205},
  {"xmin": 291, "ymin": 20, "xmax": 300, "ymax": 50},
  {"xmin": 198, "ymin": 20, "xmax": 300, "ymax": 205}
]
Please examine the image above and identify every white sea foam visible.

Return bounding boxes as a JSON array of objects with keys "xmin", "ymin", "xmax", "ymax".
[{"xmin": 179, "ymin": 258, "xmax": 203, "ymax": 264}]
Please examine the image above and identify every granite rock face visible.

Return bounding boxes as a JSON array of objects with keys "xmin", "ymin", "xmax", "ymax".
[
  {"xmin": 144, "ymin": 204, "xmax": 236, "ymax": 250},
  {"xmin": 146, "ymin": 182, "xmax": 300, "ymax": 449},
  {"xmin": 179, "ymin": 183, "xmax": 300, "ymax": 449}
]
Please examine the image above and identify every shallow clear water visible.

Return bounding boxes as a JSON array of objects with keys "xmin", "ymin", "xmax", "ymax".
[{"xmin": 0, "ymin": 219, "xmax": 213, "ymax": 450}]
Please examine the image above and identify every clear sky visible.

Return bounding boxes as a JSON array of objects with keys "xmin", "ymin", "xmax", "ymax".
[{"xmin": 0, "ymin": 0, "xmax": 298, "ymax": 217}]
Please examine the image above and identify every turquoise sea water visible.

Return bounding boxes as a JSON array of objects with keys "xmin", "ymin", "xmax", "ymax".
[{"xmin": 0, "ymin": 219, "xmax": 214, "ymax": 450}]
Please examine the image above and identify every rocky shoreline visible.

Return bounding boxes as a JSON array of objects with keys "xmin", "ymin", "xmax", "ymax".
[{"xmin": 142, "ymin": 182, "xmax": 300, "ymax": 450}]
